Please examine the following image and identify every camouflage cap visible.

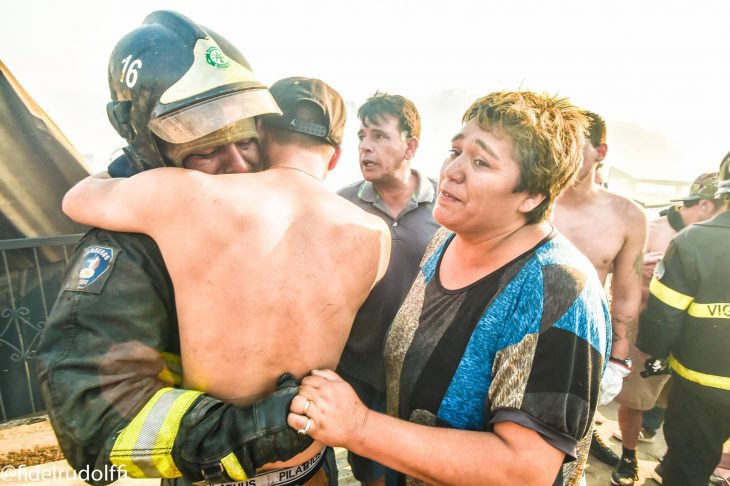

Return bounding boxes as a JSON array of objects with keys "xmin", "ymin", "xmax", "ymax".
[{"xmin": 670, "ymin": 172, "xmax": 719, "ymax": 202}]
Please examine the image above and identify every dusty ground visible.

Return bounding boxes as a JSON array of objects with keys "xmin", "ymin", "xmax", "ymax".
[
  {"xmin": 0, "ymin": 416, "xmax": 64, "ymax": 467},
  {"xmin": 0, "ymin": 404, "xmax": 723, "ymax": 485}
]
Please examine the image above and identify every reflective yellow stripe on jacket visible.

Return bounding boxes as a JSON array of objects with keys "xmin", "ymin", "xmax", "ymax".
[
  {"xmin": 110, "ymin": 388, "xmax": 202, "ymax": 478},
  {"xmin": 687, "ymin": 302, "xmax": 730, "ymax": 319},
  {"xmin": 220, "ymin": 452, "xmax": 248, "ymax": 481},
  {"xmin": 649, "ymin": 278, "xmax": 694, "ymax": 310},
  {"xmin": 669, "ymin": 355, "xmax": 730, "ymax": 391}
]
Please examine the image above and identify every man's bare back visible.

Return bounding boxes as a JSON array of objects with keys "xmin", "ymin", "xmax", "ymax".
[
  {"xmin": 161, "ymin": 169, "xmax": 390, "ymax": 402},
  {"xmin": 63, "ymin": 166, "xmax": 390, "ymax": 470}
]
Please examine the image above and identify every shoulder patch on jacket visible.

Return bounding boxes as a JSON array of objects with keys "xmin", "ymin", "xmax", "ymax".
[{"xmin": 63, "ymin": 245, "xmax": 119, "ymax": 294}]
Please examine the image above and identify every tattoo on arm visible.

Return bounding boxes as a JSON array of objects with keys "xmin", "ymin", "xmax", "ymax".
[
  {"xmin": 632, "ymin": 251, "xmax": 644, "ymax": 279},
  {"xmin": 611, "ymin": 315, "xmax": 638, "ymax": 357}
]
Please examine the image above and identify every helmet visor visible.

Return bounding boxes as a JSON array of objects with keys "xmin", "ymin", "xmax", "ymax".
[
  {"xmin": 158, "ymin": 117, "xmax": 259, "ymax": 167},
  {"xmin": 149, "ymin": 88, "xmax": 281, "ymax": 144}
]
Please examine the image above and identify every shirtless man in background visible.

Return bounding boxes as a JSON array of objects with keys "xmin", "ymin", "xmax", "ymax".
[
  {"xmin": 62, "ymin": 77, "xmax": 391, "ymax": 476},
  {"xmin": 552, "ymin": 110, "xmax": 647, "ymax": 467}
]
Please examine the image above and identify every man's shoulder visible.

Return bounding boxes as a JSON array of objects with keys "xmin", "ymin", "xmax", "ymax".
[
  {"xmin": 591, "ymin": 188, "xmax": 647, "ymax": 239},
  {"xmin": 423, "ymin": 177, "xmax": 439, "ymax": 202},
  {"xmin": 336, "ymin": 180, "xmax": 366, "ymax": 199},
  {"xmin": 325, "ymin": 189, "xmax": 388, "ymax": 232},
  {"xmin": 414, "ymin": 168, "xmax": 438, "ymax": 189},
  {"xmin": 600, "ymin": 187, "xmax": 645, "ymax": 218},
  {"xmin": 357, "ymin": 207, "xmax": 391, "ymax": 234}
]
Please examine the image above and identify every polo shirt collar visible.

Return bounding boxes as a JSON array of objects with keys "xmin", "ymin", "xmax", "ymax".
[{"xmin": 357, "ymin": 169, "xmax": 435, "ymax": 204}]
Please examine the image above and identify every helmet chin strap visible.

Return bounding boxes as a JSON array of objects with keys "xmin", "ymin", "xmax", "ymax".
[
  {"xmin": 107, "ymin": 101, "xmax": 134, "ymax": 140},
  {"xmin": 122, "ymin": 143, "xmax": 172, "ymax": 173},
  {"xmin": 107, "ymin": 100, "xmax": 172, "ymax": 171}
]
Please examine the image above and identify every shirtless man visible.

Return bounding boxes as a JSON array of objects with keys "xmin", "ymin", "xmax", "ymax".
[
  {"xmin": 62, "ymin": 77, "xmax": 391, "ymax": 481},
  {"xmin": 612, "ymin": 172, "xmax": 723, "ymax": 485},
  {"xmin": 552, "ymin": 111, "xmax": 647, "ymax": 467}
]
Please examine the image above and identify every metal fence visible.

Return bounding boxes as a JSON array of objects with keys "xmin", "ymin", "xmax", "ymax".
[{"xmin": 0, "ymin": 234, "xmax": 82, "ymax": 422}]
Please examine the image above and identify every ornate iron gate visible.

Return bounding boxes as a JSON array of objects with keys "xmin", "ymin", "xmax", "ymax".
[{"xmin": 0, "ymin": 234, "xmax": 82, "ymax": 422}]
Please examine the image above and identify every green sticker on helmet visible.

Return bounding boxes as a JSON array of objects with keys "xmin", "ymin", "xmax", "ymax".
[{"xmin": 205, "ymin": 46, "xmax": 230, "ymax": 68}]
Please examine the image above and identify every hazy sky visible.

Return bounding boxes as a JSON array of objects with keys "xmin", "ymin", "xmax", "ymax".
[{"xmin": 2, "ymin": 0, "xmax": 730, "ymax": 189}]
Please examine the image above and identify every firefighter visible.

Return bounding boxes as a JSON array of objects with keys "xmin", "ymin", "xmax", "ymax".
[
  {"xmin": 634, "ymin": 151, "xmax": 730, "ymax": 486},
  {"xmin": 36, "ymin": 11, "xmax": 318, "ymax": 485}
]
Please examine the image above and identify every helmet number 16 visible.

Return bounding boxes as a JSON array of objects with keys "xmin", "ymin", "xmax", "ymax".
[{"xmin": 120, "ymin": 55, "xmax": 143, "ymax": 88}]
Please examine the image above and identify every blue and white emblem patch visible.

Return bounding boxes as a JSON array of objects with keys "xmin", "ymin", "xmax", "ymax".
[
  {"xmin": 63, "ymin": 245, "xmax": 119, "ymax": 294},
  {"xmin": 77, "ymin": 246, "xmax": 114, "ymax": 288}
]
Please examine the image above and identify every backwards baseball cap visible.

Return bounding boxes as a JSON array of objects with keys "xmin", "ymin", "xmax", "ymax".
[
  {"xmin": 268, "ymin": 77, "xmax": 346, "ymax": 146},
  {"xmin": 671, "ymin": 172, "xmax": 719, "ymax": 202}
]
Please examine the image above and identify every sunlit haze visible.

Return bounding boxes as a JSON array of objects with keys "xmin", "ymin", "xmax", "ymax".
[{"xmin": 2, "ymin": 0, "xmax": 730, "ymax": 190}]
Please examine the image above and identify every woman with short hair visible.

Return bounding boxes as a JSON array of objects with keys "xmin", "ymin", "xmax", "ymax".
[{"xmin": 290, "ymin": 91, "xmax": 611, "ymax": 486}]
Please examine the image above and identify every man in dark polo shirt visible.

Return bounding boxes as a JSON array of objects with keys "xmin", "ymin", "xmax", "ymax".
[{"xmin": 337, "ymin": 92, "xmax": 439, "ymax": 486}]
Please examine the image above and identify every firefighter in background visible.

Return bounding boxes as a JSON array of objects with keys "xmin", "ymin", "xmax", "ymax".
[
  {"xmin": 636, "ymin": 150, "xmax": 730, "ymax": 486},
  {"xmin": 36, "ymin": 11, "xmax": 317, "ymax": 485}
]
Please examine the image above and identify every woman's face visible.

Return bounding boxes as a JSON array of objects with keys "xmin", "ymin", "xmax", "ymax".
[{"xmin": 434, "ymin": 120, "xmax": 538, "ymax": 236}]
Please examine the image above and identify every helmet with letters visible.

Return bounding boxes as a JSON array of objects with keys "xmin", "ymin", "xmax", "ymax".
[
  {"xmin": 106, "ymin": 10, "xmax": 280, "ymax": 171},
  {"xmin": 717, "ymin": 150, "xmax": 730, "ymax": 198}
]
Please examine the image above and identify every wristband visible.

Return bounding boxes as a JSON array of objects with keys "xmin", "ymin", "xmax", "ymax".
[{"xmin": 609, "ymin": 356, "xmax": 632, "ymax": 370}]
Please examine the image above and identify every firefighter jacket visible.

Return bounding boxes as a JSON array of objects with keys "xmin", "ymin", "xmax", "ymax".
[
  {"xmin": 636, "ymin": 210, "xmax": 730, "ymax": 405},
  {"xmin": 36, "ymin": 228, "xmax": 310, "ymax": 485}
]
